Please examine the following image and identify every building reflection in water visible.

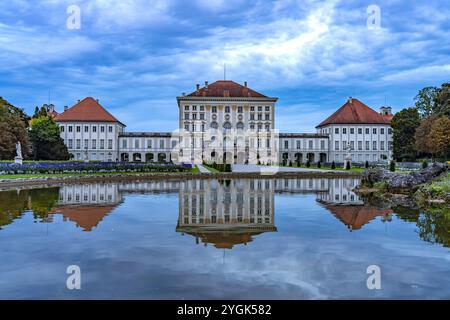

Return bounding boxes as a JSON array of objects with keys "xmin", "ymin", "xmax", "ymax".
[
  {"xmin": 0, "ymin": 178, "xmax": 393, "ymax": 237},
  {"xmin": 177, "ymin": 179, "xmax": 277, "ymax": 249}
]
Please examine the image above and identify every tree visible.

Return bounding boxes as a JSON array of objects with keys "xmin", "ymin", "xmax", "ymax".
[
  {"xmin": 33, "ymin": 106, "xmax": 48, "ymax": 118},
  {"xmin": 0, "ymin": 98, "xmax": 29, "ymax": 160},
  {"xmin": 345, "ymin": 161, "xmax": 351, "ymax": 170},
  {"xmin": 414, "ymin": 86, "xmax": 439, "ymax": 118},
  {"xmin": 434, "ymin": 83, "xmax": 450, "ymax": 117},
  {"xmin": 29, "ymin": 116, "xmax": 70, "ymax": 160},
  {"xmin": 391, "ymin": 108, "xmax": 421, "ymax": 161},
  {"xmin": 331, "ymin": 161, "xmax": 336, "ymax": 169},
  {"xmin": 389, "ymin": 160, "xmax": 396, "ymax": 172},
  {"xmin": 428, "ymin": 116, "xmax": 450, "ymax": 159},
  {"xmin": 414, "ymin": 116, "xmax": 437, "ymax": 156}
]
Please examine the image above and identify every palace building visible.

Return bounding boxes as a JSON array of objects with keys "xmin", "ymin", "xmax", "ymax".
[{"xmin": 51, "ymin": 80, "xmax": 393, "ymax": 164}]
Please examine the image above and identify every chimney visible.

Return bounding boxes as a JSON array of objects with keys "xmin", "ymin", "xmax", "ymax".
[
  {"xmin": 348, "ymin": 96, "xmax": 353, "ymax": 103},
  {"xmin": 196, "ymin": 84, "xmax": 200, "ymax": 91},
  {"xmin": 205, "ymin": 81, "xmax": 209, "ymax": 89},
  {"xmin": 182, "ymin": 92, "xmax": 186, "ymax": 97},
  {"xmin": 96, "ymin": 99, "xmax": 99, "ymax": 103},
  {"xmin": 244, "ymin": 81, "xmax": 248, "ymax": 87},
  {"xmin": 77, "ymin": 99, "xmax": 80, "ymax": 103},
  {"xmin": 64, "ymin": 105, "xmax": 68, "ymax": 112}
]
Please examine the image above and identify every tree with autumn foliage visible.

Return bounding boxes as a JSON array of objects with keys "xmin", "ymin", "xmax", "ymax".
[
  {"xmin": 428, "ymin": 116, "xmax": 450, "ymax": 159},
  {"xmin": 391, "ymin": 107, "xmax": 421, "ymax": 161},
  {"xmin": 414, "ymin": 116, "xmax": 437, "ymax": 156}
]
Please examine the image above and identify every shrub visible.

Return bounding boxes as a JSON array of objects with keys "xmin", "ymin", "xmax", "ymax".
[
  {"xmin": 422, "ymin": 160, "xmax": 429, "ymax": 169},
  {"xmin": 317, "ymin": 161, "xmax": 321, "ymax": 168},
  {"xmin": 365, "ymin": 161, "xmax": 369, "ymax": 169},
  {"xmin": 331, "ymin": 161, "xmax": 336, "ymax": 169},
  {"xmin": 306, "ymin": 160, "xmax": 310, "ymax": 168},
  {"xmin": 389, "ymin": 160, "xmax": 396, "ymax": 172},
  {"xmin": 296, "ymin": 160, "xmax": 301, "ymax": 167},
  {"xmin": 345, "ymin": 161, "xmax": 351, "ymax": 170},
  {"xmin": 289, "ymin": 160, "xmax": 292, "ymax": 167}
]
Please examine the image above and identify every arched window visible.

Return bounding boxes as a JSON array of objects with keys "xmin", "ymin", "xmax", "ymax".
[
  {"xmin": 223, "ymin": 122, "xmax": 232, "ymax": 129},
  {"xmin": 236, "ymin": 122, "xmax": 244, "ymax": 130},
  {"xmin": 210, "ymin": 121, "xmax": 218, "ymax": 129}
]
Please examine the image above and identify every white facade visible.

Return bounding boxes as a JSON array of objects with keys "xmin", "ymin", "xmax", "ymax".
[{"xmin": 59, "ymin": 121, "xmax": 124, "ymax": 161}]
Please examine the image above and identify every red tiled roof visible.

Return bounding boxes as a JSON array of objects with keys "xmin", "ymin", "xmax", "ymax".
[
  {"xmin": 326, "ymin": 205, "xmax": 393, "ymax": 230},
  {"xmin": 186, "ymin": 80, "xmax": 268, "ymax": 98},
  {"xmin": 51, "ymin": 205, "xmax": 115, "ymax": 232},
  {"xmin": 316, "ymin": 98, "xmax": 391, "ymax": 127},
  {"xmin": 54, "ymin": 97, "xmax": 123, "ymax": 125},
  {"xmin": 48, "ymin": 110, "xmax": 59, "ymax": 118}
]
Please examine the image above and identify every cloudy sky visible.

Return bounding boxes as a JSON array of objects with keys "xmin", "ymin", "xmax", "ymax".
[{"xmin": 0, "ymin": 0, "xmax": 449, "ymax": 132}]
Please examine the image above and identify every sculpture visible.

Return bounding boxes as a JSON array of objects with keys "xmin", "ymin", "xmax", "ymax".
[{"xmin": 14, "ymin": 141, "xmax": 23, "ymax": 165}]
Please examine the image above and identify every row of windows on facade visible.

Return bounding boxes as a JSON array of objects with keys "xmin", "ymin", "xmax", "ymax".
[
  {"xmin": 60, "ymin": 125, "xmax": 115, "ymax": 133},
  {"xmin": 331, "ymin": 127, "xmax": 392, "ymax": 135},
  {"xmin": 283, "ymin": 140, "xmax": 327, "ymax": 150},
  {"xmin": 67, "ymin": 139, "xmax": 113, "ymax": 150},
  {"xmin": 184, "ymin": 113, "xmax": 271, "ymax": 121},
  {"xmin": 182, "ymin": 137, "xmax": 273, "ymax": 149},
  {"xmin": 184, "ymin": 105, "xmax": 271, "ymax": 113},
  {"xmin": 184, "ymin": 122, "xmax": 271, "ymax": 132},
  {"xmin": 333, "ymin": 140, "xmax": 393, "ymax": 151},
  {"xmin": 184, "ymin": 195, "xmax": 271, "ymax": 207},
  {"xmin": 121, "ymin": 139, "xmax": 176, "ymax": 149},
  {"xmin": 61, "ymin": 193, "xmax": 114, "ymax": 202},
  {"xmin": 183, "ymin": 216, "xmax": 271, "ymax": 224}
]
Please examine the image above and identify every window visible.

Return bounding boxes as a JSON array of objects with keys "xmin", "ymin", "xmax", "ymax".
[
  {"xmin": 84, "ymin": 139, "xmax": 89, "ymax": 149},
  {"xmin": 68, "ymin": 126, "xmax": 73, "ymax": 132},
  {"xmin": 388, "ymin": 128, "xmax": 392, "ymax": 134},
  {"xmin": 342, "ymin": 141, "xmax": 347, "ymax": 150},
  {"xmin": 60, "ymin": 126, "xmax": 65, "ymax": 132},
  {"xmin": 192, "ymin": 105, "xmax": 197, "ymax": 111},
  {"xmin": 284, "ymin": 141, "xmax": 289, "ymax": 149},
  {"xmin": 76, "ymin": 126, "xmax": 81, "ymax": 132},
  {"xmin": 373, "ymin": 128, "xmax": 377, "ymax": 134},
  {"xmin": 199, "ymin": 113, "xmax": 204, "ymax": 120},
  {"xmin": 238, "ymin": 106, "xmax": 243, "ymax": 113},
  {"xmin": 84, "ymin": 126, "xmax": 89, "ymax": 133},
  {"xmin": 108, "ymin": 139, "xmax": 113, "ymax": 149},
  {"xmin": 185, "ymin": 106, "xmax": 189, "ymax": 111},
  {"xmin": 258, "ymin": 114, "xmax": 262, "ymax": 120},
  {"xmin": 250, "ymin": 114, "xmax": 255, "ymax": 120},
  {"xmin": 210, "ymin": 122, "xmax": 218, "ymax": 129},
  {"xmin": 350, "ymin": 128, "xmax": 354, "ymax": 134},
  {"xmin": 93, "ymin": 126, "xmax": 97, "ymax": 133},
  {"xmin": 225, "ymin": 106, "xmax": 230, "ymax": 113},
  {"xmin": 309, "ymin": 140, "xmax": 313, "ymax": 149},
  {"xmin": 365, "ymin": 141, "xmax": 369, "ymax": 150},
  {"xmin": 343, "ymin": 128, "xmax": 347, "ymax": 134},
  {"xmin": 296, "ymin": 140, "xmax": 301, "ymax": 149},
  {"xmin": 265, "ymin": 106, "xmax": 270, "ymax": 112},
  {"xmin": 76, "ymin": 139, "xmax": 81, "ymax": 149},
  {"xmin": 160, "ymin": 140, "xmax": 165, "ymax": 148},
  {"xmin": 335, "ymin": 128, "xmax": 339, "ymax": 134},
  {"xmin": 381, "ymin": 141, "xmax": 385, "ymax": 150},
  {"xmin": 172, "ymin": 140, "xmax": 177, "ymax": 148},
  {"xmin": 358, "ymin": 141, "xmax": 362, "ymax": 150},
  {"xmin": 335, "ymin": 141, "xmax": 339, "ymax": 150},
  {"xmin": 192, "ymin": 113, "xmax": 197, "ymax": 120},
  {"xmin": 212, "ymin": 106, "xmax": 217, "ymax": 113},
  {"xmin": 122, "ymin": 139, "xmax": 127, "ymax": 148},
  {"xmin": 320, "ymin": 140, "xmax": 325, "ymax": 149},
  {"xmin": 250, "ymin": 106, "xmax": 255, "ymax": 111},
  {"xmin": 381, "ymin": 128, "xmax": 385, "ymax": 134},
  {"xmin": 265, "ymin": 114, "xmax": 270, "ymax": 120},
  {"xmin": 184, "ymin": 124, "xmax": 189, "ymax": 131},
  {"xmin": 258, "ymin": 106, "xmax": 262, "ymax": 112},
  {"xmin": 388, "ymin": 141, "xmax": 393, "ymax": 150},
  {"xmin": 350, "ymin": 141, "xmax": 354, "ymax": 149},
  {"xmin": 358, "ymin": 128, "xmax": 362, "ymax": 134},
  {"xmin": 100, "ymin": 139, "xmax": 105, "ymax": 149},
  {"xmin": 365, "ymin": 128, "xmax": 370, "ymax": 134},
  {"xmin": 68, "ymin": 139, "xmax": 73, "ymax": 149},
  {"xmin": 373, "ymin": 141, "xmax": 377, "ymax": 150},
  {"xmin": 101, "ymin": 126, "xmax": 105, "ymax": 133},
  {"xmin": 147, "ymin": 139, "xmax": 152, "ymax": 149},
  {"xmin": 109, "ymin": 126, "xmax": 113, "ymax": 133},
  {"xmin": 184, "ymin": 113, "xmax": 189, "ymax": 120}
]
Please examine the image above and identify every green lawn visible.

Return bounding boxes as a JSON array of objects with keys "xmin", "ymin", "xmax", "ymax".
[
  {"xmin": 201, "ymin": 164, "xmax": 220, "ymax": 173},
  {"xmin": 0, "ymin": 168, "xmax": 199, "ymax": 180},
  {"xmin": 425, "ymin": 172, "xmax": 450, "ymax": 194}
]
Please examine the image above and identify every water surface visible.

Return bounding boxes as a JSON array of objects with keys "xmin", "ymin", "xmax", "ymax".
[{"xmin": 0, "ymin": 178, "xmax": 449, "ymax": 299}]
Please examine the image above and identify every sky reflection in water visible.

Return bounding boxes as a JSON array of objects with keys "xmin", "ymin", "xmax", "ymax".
[{"xmin": 0, "ymin": 178, "xmax": 449, "ymax": 299}]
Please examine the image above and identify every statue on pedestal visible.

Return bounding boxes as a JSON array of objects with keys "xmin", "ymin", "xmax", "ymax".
[
  {"xmin": 14, "ymin": 141, "xmax": 23, "ymax": 165},
  {"xmin": 343, "ymin": 142, "xmax": 352, "ymax": 169}
]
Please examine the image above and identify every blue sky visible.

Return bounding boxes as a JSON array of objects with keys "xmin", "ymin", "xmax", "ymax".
[{"xmin": 0, "ymin": 0, "xmax": 449, "ymax": 132}]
